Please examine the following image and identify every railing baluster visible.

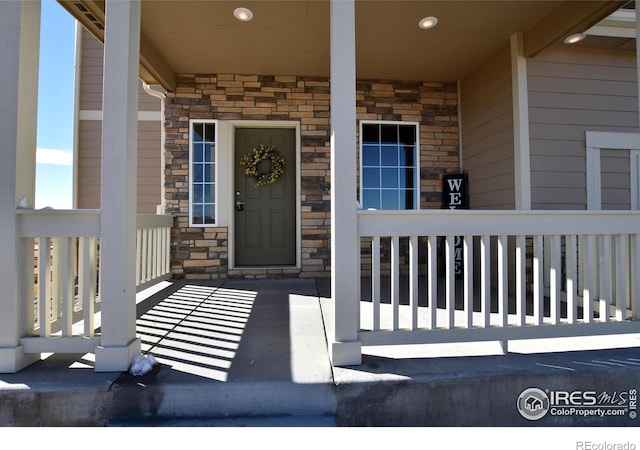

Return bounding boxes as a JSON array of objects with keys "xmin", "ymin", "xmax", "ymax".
[
  {"xmin": 372, "ymin": 236, "xmax": 381, "ymax": 331},
  {"xmin": 615, "ymin": 234, "xmax": 628, "ymax": 321},
  {"xmin": 515, "ymin": 235, "xmax": 526, "ymax": 326},
  {"xmin": 583, "ymin": 234, "xmax": 596, "ymax": 323},
  {"xmin": 566, "ymin": 234, "xmax": 577, "ymax": 324},
  {"xmin": 409, "ymin": 236, "xmax": 418, "ymax": 330},
  {"xmin": 463, "ymin": 235, "xmax": 473, "ymax": 328},
  {"xmin": 88, "ymin": 237, "xmax": 98, "ymax": 335},
  {"xmin": 480, "ymin": 235, "xmax": 490, "ymax": 327},
  {"xmin": 60, "ymin": 237, "xmax": 74, "ymax": 337},
  {"xmin": 38, "ymin": 237, "xmax": 51, "ymax": 337},
  {"xmin": 157, "ymin": 228, "xmax": 163, "ymax": 278},
  {"xmin": 578, "ymin": 235, "xmax": 584, "ymax": 306},
  {"xmin": 96, "ymin": 237, "xmax": 102, "ymax": 302},
  {"xmin": 391, "ymin": 235, "xmax": 399, "ymax": 331},
  {"xmin": 166, "ymin": 227, "xmax": 171, "ymax": 274},
  {"xmin": 599, "ymin": 234, "xmax": 611, "ymax": 322},
  {"xmin": 136, "ymin": 228, "xmax": 142, "ymax": 285},
  {"xmin": 445, "ymin": 235, "xmax": 455, "ymax": 329},
  {"xmin": 150, "ymin": 228, "xmax": 156, "ymax": 279},
  {"xmin": 533, "ymin": 235, "xmax": 543, "ymax": 325},
  {"xmin": 549, "ymin": 235, "xmax": 561, "ymax": 325},
  {"xmin": 164, "ymin": 227, "xmax": 171, "ymax": 274},
  {"xmin": 147, "ymin": 228, "xmax": 154, "ymax": 281},
  {"xmin": 78, "ymin": 237, "xmax": 89, "ymax": 335},
  {"xmin": 51, "ymin": 238, "xmax": 61, "ymax": 322},
  {"xmin": 427, "ymin": 235, "xmax": 437, "ymax": 329},
  {"xmin": 141, "ymin": 228, "xmax": 149, "ymax": 283},
  {"xmin": 498, "ymin": 235, "xmax": 508, "ymax": 327},
  {"xmin": 79, "ymin": 237, "xmax": 97, "ymax": 337}
]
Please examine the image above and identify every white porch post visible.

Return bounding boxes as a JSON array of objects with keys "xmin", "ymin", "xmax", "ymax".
[
  {"xmin": 0, "ymin": 0, "xmax": 41, "ymax": 373},
  {"xmin": 510, "ymin": 33, "xmax": 532, "ymax": 210},
  {"xmin": 329, "ymin": 0, "xmax": 361, "ymax": 366},
  {"xmin": 94, "ymin": 0, "xmax": 141, "ymax": 371}
]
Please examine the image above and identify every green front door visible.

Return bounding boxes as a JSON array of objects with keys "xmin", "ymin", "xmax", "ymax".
[{"xmin": 234, "ymin": 128, "xmax": 296, "ymax": 266}]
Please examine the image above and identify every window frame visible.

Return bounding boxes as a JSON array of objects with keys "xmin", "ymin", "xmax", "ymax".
[
  {"xmin": 359, "ymin": 120, "xmax": 421, "ymax": 211},
  {"xmin": 189, "ymin": 119, "xmax": 219, "ymax": 227}
]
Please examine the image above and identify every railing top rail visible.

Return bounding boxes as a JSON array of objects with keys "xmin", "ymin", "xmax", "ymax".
[
  {"xmin": 137, "ymin": 214, "xmax": 173, "ymax": 229},
  {"xmin": 357, "ymin": 209, "xmax": 640, "ymax": 237},
  {"xmin": 18, "ymin": 209, "xmax": 101, "ymax": 238},
  {"xmin": 18, "ymin": 210, "xmax": 173, "ymax": 238}
]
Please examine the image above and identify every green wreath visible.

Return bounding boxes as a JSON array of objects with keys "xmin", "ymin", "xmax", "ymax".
[{"xmin": 240, "ymin": 144, "xmax": 286, "ymax": 187}]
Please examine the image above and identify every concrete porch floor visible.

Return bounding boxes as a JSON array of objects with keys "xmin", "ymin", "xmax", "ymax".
[{"xmin": 1, "ymin": 277, "xmax": 640, "ymax": 427}]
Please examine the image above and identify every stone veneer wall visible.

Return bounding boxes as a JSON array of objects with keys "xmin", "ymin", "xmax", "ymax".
[{"xmin": 164, "ymin": 74, "xmax": 459, "ymax": 279}]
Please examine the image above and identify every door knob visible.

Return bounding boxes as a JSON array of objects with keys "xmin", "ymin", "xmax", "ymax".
[{"xmin": 235, "ymin": 200, "xmax": 245, "ymax": 211}]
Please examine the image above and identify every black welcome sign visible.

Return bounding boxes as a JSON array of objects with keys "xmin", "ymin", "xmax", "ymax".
[{"xmin": 443, "ymin": 174, "xmax": 469, "ymax": 275}]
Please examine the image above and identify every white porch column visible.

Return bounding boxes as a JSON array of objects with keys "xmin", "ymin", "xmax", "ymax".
[
  {"xmin": 510, "ymin": 33, "xmax": 532, "ymax": 210},
  {"xmin": 0, "ymin": 0, "xmax": 41, "ymax": 373},
  {"xmin": 329, "ymin": 0, "xmax": 361, "ymax": 366},
  {"xmin": 94, "ymin": 0, "xmax": 141, "ymax": 371}
]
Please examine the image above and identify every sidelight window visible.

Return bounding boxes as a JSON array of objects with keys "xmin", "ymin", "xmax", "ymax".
[{"xmin": 190, "ymin": 120, "xmax": 218, "ymax": 226}]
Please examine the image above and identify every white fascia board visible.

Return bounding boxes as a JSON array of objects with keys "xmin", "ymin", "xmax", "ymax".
[{"xmin": 586, "ymin": 9, "xmax": 636, "ymax": 38}]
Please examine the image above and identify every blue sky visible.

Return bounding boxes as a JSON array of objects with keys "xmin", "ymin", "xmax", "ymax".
[{"xmin": 36, "ymin": 0, "xmax": 75, "ymax": 209}]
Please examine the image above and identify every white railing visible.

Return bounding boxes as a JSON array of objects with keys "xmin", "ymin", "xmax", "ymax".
[
  {"xmin": 357, "ymin": 210, "xmax": 640, "ymax": 348},
  {"xmin": 17, "ymin": 210, "xmax": 173, "ymax": 354},
  {"xmin": 136, "ymin": 214, "xmax": 173, "ymax": 291}
]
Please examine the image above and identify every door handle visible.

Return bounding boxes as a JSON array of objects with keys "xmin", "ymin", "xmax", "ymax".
[{"xmin": 235, "ymin": 200, "xmax": 245, "ymax": 211}]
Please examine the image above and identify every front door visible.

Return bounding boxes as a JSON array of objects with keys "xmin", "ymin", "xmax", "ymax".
[{"xmin": 234, "ymin": 128, "xmax": 296, "ymax": 266}]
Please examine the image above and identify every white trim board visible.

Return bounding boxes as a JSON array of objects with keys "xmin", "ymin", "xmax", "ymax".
[
  {"xmin": 79, "ymin": 110, "xmax": 161, "ymax": 121},
  {"xmin": 586, "ymin": 131, "xmax": 640, "ymax": 211}
]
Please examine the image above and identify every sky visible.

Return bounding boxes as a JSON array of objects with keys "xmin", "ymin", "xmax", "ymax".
[{"xmin": 36, "ymin": 0, "xmax": 76, "ymax": 209}]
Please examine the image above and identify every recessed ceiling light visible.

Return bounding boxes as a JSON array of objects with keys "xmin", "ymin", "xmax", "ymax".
[
  {"xmin": 564, "ymin": 33, "xmax": 586, "ymax": 44},
  {"xmin": 234, "ymin": 7, "xmax": 253, "ymax": 22},
  {"xmin": 418, "ymin": 16, "xmax": 438, "ymax": 30}
]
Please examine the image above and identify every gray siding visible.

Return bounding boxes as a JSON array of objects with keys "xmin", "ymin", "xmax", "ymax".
[
  {"xmin": 528, "ymin": 44, "xmax": 638, "ymax": 210},
  {"xmin": 76, "ymin": 28, "xmax": 163, "ymax": 214},
  {"xmin": 78, "ymin": 29, "xmax": 104, "ymax": 111},
  {"xmin": 76, "ymin": 120, "xmax": 162, "ymax": 214},
  {"xmin": 601, "ymin": 148, "xmax": 631, "ymax": 210},
  {"xmin": 460, "ymin": 44, "xmax": 515, "ymax": 209}
]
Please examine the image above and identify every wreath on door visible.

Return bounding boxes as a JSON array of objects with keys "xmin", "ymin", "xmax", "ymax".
[{"xmin": 240, "ymin": 144, "xmax": 286, "ymax": 187}]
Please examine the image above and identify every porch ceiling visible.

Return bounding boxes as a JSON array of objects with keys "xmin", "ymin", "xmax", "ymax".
[{"xmin": 59, "ymin": 0, "xmax": 628, "ymax": 92}]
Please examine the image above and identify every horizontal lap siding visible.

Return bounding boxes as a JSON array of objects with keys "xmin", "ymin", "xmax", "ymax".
[
  {"xmin": 528, "ymin": 44, "xmax": 638, "ymax": 210},
  {"xmin": 76, "ymin": 29, "xmax": 162, "ymax": 213},
  {"xmin": 601, "ymin": 148, "xmax": 631, "ymax": 210},
  {"xmin": 78, "ymin": 30, "xmax": 103, "ymax": 111},
  {"xmin": 460, "ymin": 44, "xmax": 515, "ymax": 209},
  {"xmin": 76, "ymin": 121, "xmax": 162, "ymax": 213},
  {"xmin": 137, "ymin": 121, "xmax": 162, "ymax": 213}
]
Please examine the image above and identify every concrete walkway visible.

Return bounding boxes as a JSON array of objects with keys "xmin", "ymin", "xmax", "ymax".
[{"xmin": 1, "ymin": 278, "xmax": 640, "ymax": 426}]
